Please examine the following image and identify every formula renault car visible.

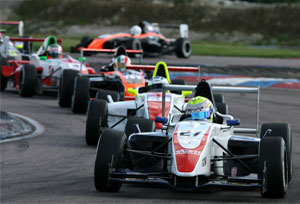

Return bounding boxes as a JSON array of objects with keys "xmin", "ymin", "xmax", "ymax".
[
  {"xmin": 94, "ymin": 80, "xmax": 292, "ymax": 198},
  {"xmin": 0, "ymin": 36, "xmax": 95, "ymax": 104},
  {"xmin": 71, "ymin": 21, "xmax": 192, "ymax": 58},
  {"xmin": 85, "ymin": 62, "xmax": 227, "ymax": 145}
]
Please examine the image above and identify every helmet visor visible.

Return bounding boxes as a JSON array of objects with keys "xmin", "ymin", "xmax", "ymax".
[{"xmin": 191, "ymin": 110, "xmax": 211, "ymax": 120}]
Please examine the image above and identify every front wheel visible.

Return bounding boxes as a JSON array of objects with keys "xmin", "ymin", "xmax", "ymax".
[
  {"xmin": 259, "ymin": 137, "xmax": 288, "ymax": 198},
  {"xmin": 85, "ymin": 99, "xmax": 108, "ymax": 146},
  {"xmin": 94, "ymin": 128, "xmax": 125, "ymax": 192},
  {"xmin": 19, "ymin": 64, "xmax": 37, "ymax": 97},
  {"xmin": 71, "ymin": 76, "xmax": 90, "ymax": 113},
  {"xmin": 0, "ymin": 57, "xmax": 9, "ymax": 91},
  {"xmin": 58, "ymin": 69, "xmax": 79, "ymax": 107},
  {"xmin": 260, "ymin": 123, "xmax": 292, "ymax": 182}
]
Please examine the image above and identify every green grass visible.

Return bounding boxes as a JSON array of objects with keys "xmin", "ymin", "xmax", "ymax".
[{"xmin": 192, "ymin": 42, "xmax": 300, "ymax": 58}]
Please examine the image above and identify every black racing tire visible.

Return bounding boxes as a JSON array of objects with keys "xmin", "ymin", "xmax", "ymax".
[
  {"xmin": 96, "ymin": 89, "xmax": 120, "ymax": 102},
  {"xmin": 21, "ymin": 36, "xmax": 33, "ymax": 54},
  {"xmin": 80, "ymin": 36, "xmax": 93, "ymax": 48},
  {"xmin": 85, "ymin": 99, "xmax": 108, "ymax": 146},
  {"xmin": 171, "ymin": 79, "xmax": 186, "ymax": 85},
  {"xmin": 19, "ymin": 64, "xmax": 37, "ymax": 97},
  {"xmin": 0, "ymin": 57, "xmax": 9, "ymax": 91},
  {"xmin": 171, "ymin": 79, "xmax": 186, "ymax": 94},
  {"xmin": 175, "ymin": 38, "xmax": 192, "ymax": 58},
  {"xmin": 94, "ymin": 128, "xmax": 125, "ymax": 192},
  {"xmin": 213, "ymin": 94, "xmax": 225, "ymax": 103},
  {"xmin": 260, "ymin": 123, "xmax": 292, "ymax": 182},
  {"xmin": 58, "ymin": 69, "xmax": 79, "ymax": 107},
  {"xmin": 259, "ymin": 137, "xmax": 288, "ymax": 198},
  {"xmin": 215, "ymin": 102, "xmax": 228, "ymax": 124},
  {"xmin": 125, "ymin": 117, "xmax": 155, "ymax": 137},
  {"xmin": 126, "ymin": 38, "xmax": 142, "ymax": 57},
  {"xmin": 71, "ymin": 76, "xmax": 90, "ymax": 113}
]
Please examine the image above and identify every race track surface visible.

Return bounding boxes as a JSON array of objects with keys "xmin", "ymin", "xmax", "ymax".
[
  {"xmin": 0, "ymin": 55, "xmax": 300, "ymax": 203},
  {"xmin": 1, "ymin": 86, "xmax": 300, "ymax": 203}
]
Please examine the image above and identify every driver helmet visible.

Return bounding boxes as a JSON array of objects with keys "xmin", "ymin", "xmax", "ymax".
[
  {"xmin": 46, "ymin": 44, "xmax": 62, "ymax": 59},
  {"xmin": 130, "ymin": 25, "xmax": 142, "ymax": 36},
  {"xmin": 148, "ymin": 76, "xmax": 169, "ymax": 91},
  {"xmin": 186, "ymin": 96, "xmax": 214, "ymax": 122},
  {"xmin": 113, "ymin": 55, "xmax": 131, "ymax": 70}
]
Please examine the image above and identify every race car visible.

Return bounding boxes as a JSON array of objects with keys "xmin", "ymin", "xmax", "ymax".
[
  {"xmin": 0, "ymin": 35, "xmax": 95, "ymax": 106},
  {"xmin": 71, "ymin": 21, "xmax": 192, "ymax": 58},
  {"xmin": 84, "ymin": 62, "xmax": 227, "ymax": 145},
  {"xmin": 93, "ymin": 80, "xmax": 292, "ymax": 198}
]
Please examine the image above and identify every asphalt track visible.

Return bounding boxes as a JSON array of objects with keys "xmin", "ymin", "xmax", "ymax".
[{"xmin": 1, "ymin": 56, "xmax": 300, "ymax": 203}]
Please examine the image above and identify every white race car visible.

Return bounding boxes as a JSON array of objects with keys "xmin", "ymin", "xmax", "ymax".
[
  {"xmin": 94, "ymin": 80, "xmax": 292, "ymax": 198},
  {"xmin": 1, "ymin": 35, "xmax": 95, "ymax": 106},
  {"xmin": 85, "ymin": 62, "xmax": 228, "ymax": 146}
]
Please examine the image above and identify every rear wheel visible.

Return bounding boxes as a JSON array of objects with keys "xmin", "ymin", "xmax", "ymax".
[
  {"xmin": 259, "ymin": 137, "xmax": 288, "ymax": 198},
  {"xmin": 171, "ymin": 79, "xmax": 186, "ymax": 94},
  {"xmin": 0, "ymin": 57, "xmax": 9, "ymax": 91},
  {"xmin": 58, "ymin": 69, "xmax": 79, "ymax": 107},
  {"xmin": 215, "ymin": 102, "xmax": 228, "ymax": 124},
  {"xmin": 96, "ymin": 89, "xmax": 120, "ymax": 102},
  {"xmin": 175, "ymin": 38, "xmax": 192, "ymax": 58},
  {"xmin": 260, "ymin": 123, "xmax": 292, "ymax": 182},
  {"xmin": 126, "ymin": 38, "xmax": 142, "ymax": 57},
  {"xmin": 71, "ymin": 76, "xmax": 90, "ymax": 113},
  {"xmin": 19, "ymin": 64, "xmax": 37, "ymax": 97},
  {"xmin": 85, "ymin": 99, "xmax": 108, "ymax": 145},
  {"xmin": 213, "ymin": 94, "xmax": 225, "ymax": 103},
  {"xmin": 125, "ymin": 117, "xmax": 155, "ymax": 137},
  {"xmin": 94, "ymin": 128, "xmax": 125, "ymax": 192}
]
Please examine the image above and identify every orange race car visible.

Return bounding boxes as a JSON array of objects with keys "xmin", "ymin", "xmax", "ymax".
[{"xmin": 71, "ymin": 21, "xmax": 192, "ymax": 58}]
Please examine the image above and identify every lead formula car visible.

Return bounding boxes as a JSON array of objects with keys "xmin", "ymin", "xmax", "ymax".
[{"xmin": 94, "ymin": 80, "xmax": 292, "ymax": 198}]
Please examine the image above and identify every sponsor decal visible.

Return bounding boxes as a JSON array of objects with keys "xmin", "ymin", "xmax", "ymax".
[
  {"xmin": 231, "ymin": 167, "xmax": 238, "ymax": 177},
  {"xmin": 202, "ymin": 157, "xmax": 207, "ymax": 167},
  {"xmin": 175, "ymin": 149, "xmax": 201, "ymax": 155}
]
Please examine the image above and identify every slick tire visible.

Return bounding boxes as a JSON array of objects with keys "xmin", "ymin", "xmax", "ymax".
[
  {"xmin": 85, "ymin": 99, "xmax": 108, "ymax": 146},
  {"xmin": 260, "ymin": 123, "xmax": 292, "ymax": 182},
  {"xmin": 71, "ymin": 76, "xmax": 90, "ymax": 113},
  {"xmin": 171, "ymin": 79, "xmax": 186, "ymax": 94},
  {"xmin": 0, "ymin": 57, "xmax": 9, "ymax": 91},
  {"xmin": 213, "ymin": 94, "xmax": 225, "ymax": 103},
  {"xmin": 94, "ymin": 128, "xmax": 125, "ymax": 192},
  {"xmin": 19, "ymin": 64, "xmax": 37, "ymax": 97},
  {"xmin": 58, "ymin": 69, "xmax": 79, "ymax": 107},
  {"xmin": 215, "ymin": 102, "xmax": 228, "ymax": 124},
  {"xmin": 259, "ymin": 137, "xmax": 288, "ymax": 198},
  {"xmin": 175, "ymin": 38, "xmax": 192, "ymax": 58},
  {"xmin": 96, "ymin": 89, "xmax": 120, "ymax": 102},
  {"xmin": 125, "ymin": 117, "xmax": 155, "ymax": 137}
]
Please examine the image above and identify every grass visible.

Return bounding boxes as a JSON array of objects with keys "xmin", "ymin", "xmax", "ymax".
[
  {"xmin": 192, "ymin": 41, "xmax": 300, "ymax": 58},
  {"xmin": 11, "ymin": 34, "xmax": 300, "ymax": 58}
]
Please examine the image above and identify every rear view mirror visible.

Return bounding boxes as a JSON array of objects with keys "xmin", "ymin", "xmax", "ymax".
[
  {"xmin": 39, "ymin": 56, "xmax": 47, "ymax": 60},
  {"xmin": 227, "ymin": 119, "xmax": 240, "ymax": 126},
  {"xmin": 128, "ymin": 88, "xmax": 138, "ymax": 96},
  {"xmin": 78, "ymin": 57, "xmax": 86, "ymax": 62},
  {"xmin": 155, "ymin": 116, "xmax": 168, "ymax": 124},
  {"xmin": 182, "ymin": 91, "xmax": 192, "ymax": 97}
]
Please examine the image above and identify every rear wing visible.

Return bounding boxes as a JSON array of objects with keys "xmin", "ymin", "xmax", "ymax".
[
  {"xmin": 161, "ymin": 84, "xmax": 260, "ymax": 135},
  {"xmin": 0, "ymin": 21, "xmax": 24, "ymax": 36},
  {"xmin": 126, "ymin": 61, "xmax": 200, "ymax": 83},
  {"xmin": 152, "ymin": 23, "xmax": 189, "ymax": 38},
  {"xmin": 79, "ymin": 47, "xmax": 144, "ymax": 63},
  {"xmin": 8, "ymin": 37, "xmax": 62, "ymax": 44}
]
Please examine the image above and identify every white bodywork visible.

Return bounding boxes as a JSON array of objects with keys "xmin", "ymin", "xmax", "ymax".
[
  {"xmin": 29, "ymin": 54, "xmax": 90, "ymax": 88},
  {"xmin": 106, "ymin": 92, "xmax": 185, "ymax": 131},
  {"xmin": 168, "ymin": 120, "xmax": 233, "ymax": 177}
]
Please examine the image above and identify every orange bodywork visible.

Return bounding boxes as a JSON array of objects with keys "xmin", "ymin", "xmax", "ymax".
[{"xmin": 102, "ymin": 70, "xmax": 145, "ymax": 97}]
